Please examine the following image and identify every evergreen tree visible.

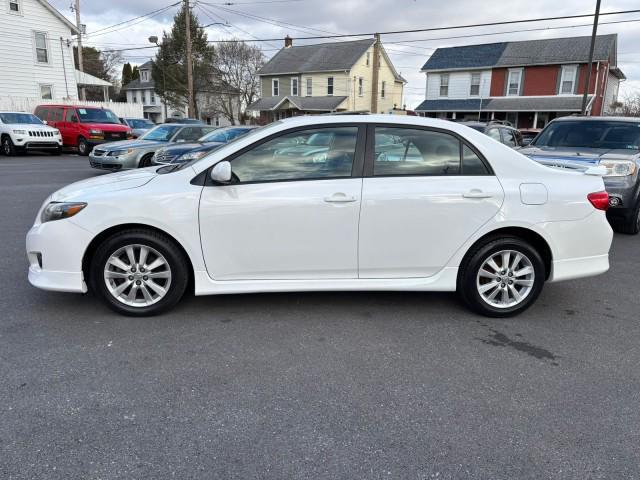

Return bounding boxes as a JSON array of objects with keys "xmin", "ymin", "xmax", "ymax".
[
  {"xmin": 121, "ymin": 63, "xmax": 133, "ymax": 87},
  {"xmin": 151, "ymin": 5, "xmax": 215, "ymax": 116}
]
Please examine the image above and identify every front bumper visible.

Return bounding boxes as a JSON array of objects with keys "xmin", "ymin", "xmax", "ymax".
[
  {"xmin": 12, "ymin": 133, "xmax": 62, "ymax": 150},
  {"xmin": 26, "ymin": 219, "xmax": 94, "ymax": 293},
  {"xmin": 603, "ymin": 175, "xmax": 639, "ymax": 213},
  {"xmin": 89, "ymin": 151, "xmax": 139, "ymax": 170}
]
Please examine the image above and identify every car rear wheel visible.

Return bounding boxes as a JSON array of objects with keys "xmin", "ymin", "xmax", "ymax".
[
  {"xmin": 458, "ymin": 236, "xmax": 545, "ymax": 317},
  {"xmin": 77, "ymin": 137, "xmax": 90, "ymax": 156},
  {"xmin": 2, "ymin": 136, "xmax": 16, "ymax": 156},
  {"xmin": 89, "ymin": 229, "xmax": 189, "ymax": 316}
]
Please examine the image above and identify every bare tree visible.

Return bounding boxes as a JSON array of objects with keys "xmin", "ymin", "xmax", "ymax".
[
  {"xmin": 615, "ymin": 90, "xmax": 640, "ymax": 117},
  {"xmin": 211, "ymin": 41, "xmax": 265, "ymax": 124}
]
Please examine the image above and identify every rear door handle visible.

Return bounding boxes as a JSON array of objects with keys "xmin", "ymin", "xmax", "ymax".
[
  {"xmin": 463, "ymin": 189, "xmax": 493, "ymax": 199},
  {"xmin": 324, "ymin": 193, "xmax": 357, "ymax": 203}
]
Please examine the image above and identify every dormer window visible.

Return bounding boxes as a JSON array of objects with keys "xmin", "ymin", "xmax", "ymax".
[{"xmin": 141, "ymin": 70, "xmax": 149, "ymax": 82}]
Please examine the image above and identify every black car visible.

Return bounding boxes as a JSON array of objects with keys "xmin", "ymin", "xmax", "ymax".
[
  {"xmin": 459, "ymin": 121, "xmax": 524, "ymax": 148},
  {"xmin": 152, "ymin": 126, "xmax": 258, "ymax": 165}
]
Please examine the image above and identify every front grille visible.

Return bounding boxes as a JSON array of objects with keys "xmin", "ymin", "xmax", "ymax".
[
  {"xmin": 29, "ymin": 130, "xmax": 55, "ymax": 137},
  {"xmin": 154, "ymin": 152, "xmax": 177, "ymax": 163},
  {"xmin": 25, "ymin": 142, "xmax": 58, "ymax": 149},
  {"xmin": 104, "ymin": 132, "xmax": 125, "ymax": 141}
]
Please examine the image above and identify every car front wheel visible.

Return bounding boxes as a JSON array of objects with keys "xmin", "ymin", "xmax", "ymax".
[
  {"xmin": 77, "ymin": 137, "xmax": 90, "ymax": 156},
  {"xmin": 458, "ymin": 236, "xmax": 545, "ymax": 317},
  {"xmin": 2, "ymin": 136, "xmax": 16, "ymax": 156},
  {"xmin": 89, "ymin": 229, "xmax": 189, "ymax": 316}
]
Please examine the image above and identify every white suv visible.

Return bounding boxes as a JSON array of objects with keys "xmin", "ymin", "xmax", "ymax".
[{"xmin": 0, "ymin": 111, "xmax": 63, "ymax": 156}]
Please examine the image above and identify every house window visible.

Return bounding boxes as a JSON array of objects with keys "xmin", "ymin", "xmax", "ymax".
[
  {"xmin": 366, "ymin": 52, "xmax": 370, "ymax": 66},
  {"xmin": 34, "ymin": 32, "xmax": 49, "ymax": 64},
  {"xmin": 560, "ymin": 65, "xmax": 578, "ymax": 94},
  {"xmin": 381, "ymin": 81, "xmax": 386, "ymax": 98},
  {"xmin": 291, "ymin": 77, "xmax": 299, "ymax": 96},
  {"xmin": 141, "ymin": 71, "xmax": 149, "ymax": 81},
  {"xmin": 39, "ymin": 84, "xmax": 53, "ymax": 100},
  {"xmin": 439, "ymin": 73, "xmax": 449, "ymax": 97},
  {"xmin": 358, "ymin": 77, "xmax": 364, "ymax": 96},
  {"xmin": 306, "ymin": 77, "xmax": 312, "ymax": 96},
  {"xmin": 327, "ymin": 77, "xmax": 334, "ymax": 96},
  {"xmin": 150, "ymin": 91, "xmax": 155, "ymax": 104},
  {"xmin": 272, "ymin": 79, "xmax": 279, "ymax": 96},
  {"xmin": 132, "ymin": 91, "xmax": 137, "ymax": 103},
  {"xmin": 470, "ymin": 72, "xmax": 481, "ymax": 96},
  {"xmin": 507, "ymin": 69, "xmax": 522, "ymax": 96},
  {"xmin": 9, "ymin": 0, "xmax": 20, "ymax": 13}
]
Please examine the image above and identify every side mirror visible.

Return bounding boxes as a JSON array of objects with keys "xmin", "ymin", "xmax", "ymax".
[
  {"xmin": 210, "ymin": 161, "xmax": 232, "ymax": 184},
  {"xmin": 71, "ymin": 116, "xmax": 78, "ymax": 123}
]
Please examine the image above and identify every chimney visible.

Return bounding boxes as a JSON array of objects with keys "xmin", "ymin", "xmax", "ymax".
[{"xmin": 284, "ymin": 35, "xmax": 293, "ymax": 48}]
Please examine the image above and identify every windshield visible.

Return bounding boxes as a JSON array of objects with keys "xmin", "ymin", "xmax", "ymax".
[
  {"xmin": 127, "ymin": 119, "xmax": 154, "ymax": 129},
  {"xmin": 76, "ymin": 108, "xmax": 121, "ymax": 124},
  {"xmin": 200, "ymin": 127, "xmax": 251, "ymax": 143},
  {"xmin": 0, "ymin": 113, "xmax": 43, "ymax": 124},
  {"xmin": 533, "ymin": 120, "xmax": 640, "ymax": 150},
  {"xmin": 141, "ymin": 124, "xmax": 181, "ymax": 142}
]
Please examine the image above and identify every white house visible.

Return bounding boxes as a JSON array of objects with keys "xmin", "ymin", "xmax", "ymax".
[{"xmin": 0, "ymin": 0, "xmax": 79, "ymax": 100}]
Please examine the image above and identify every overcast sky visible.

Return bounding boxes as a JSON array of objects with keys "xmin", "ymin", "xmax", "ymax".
[{"xmin": 49, "ymin": 0, "xmax": 640, "ymax": 109}]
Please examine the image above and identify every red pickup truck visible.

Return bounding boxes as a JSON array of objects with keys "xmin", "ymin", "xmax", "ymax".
[{"xmin": 34, "ymin": 105, "xmax": 131, "ymax": 155}]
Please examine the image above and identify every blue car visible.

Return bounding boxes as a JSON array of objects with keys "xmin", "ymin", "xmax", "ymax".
[{"xmin": 152, "ymin": 126, "xmax": 258, "ymax": 165}]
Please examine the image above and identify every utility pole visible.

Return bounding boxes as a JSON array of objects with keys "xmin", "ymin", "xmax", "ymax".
[
  {"xmin": 184, "ymin": 0, "xmax": 195, "ymax": 118},
  {"xmin": 581, "ymin": 0, "xmax": 601, "ymax": 115},
  {"xmin": 74, "ymin": 0, "xmax": 85, "ymax": 100},
  {"xmin": 371, "ymin": 33, "xmax": 380, "ymax": 114}
]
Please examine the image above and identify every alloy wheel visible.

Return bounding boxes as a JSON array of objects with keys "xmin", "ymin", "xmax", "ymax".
[
  {"xmin": 103, "ymin": 244, "xmax": 172, "ymax": 307},
  {"xmin": 476, "ymin": 249, "xmax": 535, "ymax": 309}
]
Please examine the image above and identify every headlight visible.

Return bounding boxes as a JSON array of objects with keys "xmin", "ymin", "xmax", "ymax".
[
  {"xmin": 41, "ymin": 202, "xmax": 87, "ymax": 223},
  {"xmin": 52, "ymin": 129, "xmax": 60, "ymax": 135},
  {"xmin": 89, "ymin": 129, "xmax": 103, "ymax": 135},
  {"xmin": 109, "ymin": 148, "xmax": 135, "ymax": 156},
  {"xmin": 600, "ymin": 160, "xmax": 637, "ymax": 177},
  {"xmin": 178, "ymin": 150, "xmax": 208, "ymax": 161},
  {"xmin": 12, "ymin": 129, "xmax": 26, "ymax": 134}
]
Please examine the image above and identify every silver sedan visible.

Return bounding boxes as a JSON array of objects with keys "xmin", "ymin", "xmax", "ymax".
[{"xmin": 89, "ymin": 124, "xmax": 215, "ymax": 170}]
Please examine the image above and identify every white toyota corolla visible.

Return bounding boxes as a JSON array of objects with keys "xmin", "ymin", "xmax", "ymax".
[{"xmin": 26, "ymin": 115, "xmax": 613, "ymax": 317}]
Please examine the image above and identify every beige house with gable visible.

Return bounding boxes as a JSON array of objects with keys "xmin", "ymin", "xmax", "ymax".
[{"xmin": 249, "ymin": 37, "xmax": 406, "ymax": 123}]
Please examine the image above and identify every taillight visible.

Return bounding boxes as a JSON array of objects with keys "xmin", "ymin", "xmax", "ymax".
[{"xmin": 587, "ymin": 191, "xmax": 609, "ymax": 211}]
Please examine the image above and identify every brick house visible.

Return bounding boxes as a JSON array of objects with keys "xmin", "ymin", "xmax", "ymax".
[{"xmin": 415, "ymin": 35, "xmax": 625, "ymax": 128}]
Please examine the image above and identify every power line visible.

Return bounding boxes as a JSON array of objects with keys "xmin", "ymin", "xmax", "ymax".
[{"xmin": 83, "ymin": 2, "xmax": 180, "ymax": 40}]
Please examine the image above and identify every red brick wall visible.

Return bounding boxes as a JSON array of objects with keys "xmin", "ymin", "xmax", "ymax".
[
  {"xmin": 522, "ymin": 66, "xmax": 560, "ymax": 96},
  {"xmin": 490, "ymin": 69, "xmax": 506, "ymax": 96}
]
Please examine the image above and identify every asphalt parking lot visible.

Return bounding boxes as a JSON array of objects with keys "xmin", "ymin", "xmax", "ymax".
[{"xmin": 1, "ymin": 154, "xmax": 639, "ymax": 479}]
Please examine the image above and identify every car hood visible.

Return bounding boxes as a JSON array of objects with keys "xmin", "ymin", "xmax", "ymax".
[
  {"xmin": 96, "ymin": 139, "xmax": 163, "ymax": 151},
  {"xmin": 50, "ymin": 169, "xmax": 157, "ymax": 201},
  {"xmin": 520, "ymin": 146, "xmax": 639, "ymax": 164},
  {"xmin": 160, "ymin": 142, "xmax": 205, "ymax": 155},
  {"xmin": 11, "ymin": 123, "xmax": 56, "ymax": 131}
]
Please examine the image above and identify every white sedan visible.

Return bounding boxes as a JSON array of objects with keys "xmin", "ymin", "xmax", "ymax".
[{"xmin": 26, "ymin": 115, "xmax": 613, "ymax": 317}]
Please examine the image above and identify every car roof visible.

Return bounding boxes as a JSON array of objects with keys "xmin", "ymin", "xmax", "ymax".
[{"xmin": 551, "ymin": 116, "xmax": 640, "ymax": 123}]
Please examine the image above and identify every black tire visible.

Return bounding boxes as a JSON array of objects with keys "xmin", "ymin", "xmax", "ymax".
[
  {"xmin": 89, "ymin": 229, "xmax": 190, "ymax": 316},
  {"xmin": 457, "ymin": 235, "xmax": 546, "ymax": 318},
  {"xmin": 139, "ymin": 152, "xmax": 154, "ymax": 168},
  {"xmin": 77, "ymin": 137, "xmax": 90, "ymax": 156},
  {"xmin": 2, "ymin": 136, "xmax": 16, "ymax": 156},
  {"xmin": 51, "ymin": 146, "xmax": 62, "ymax": 156},
  {"xmin": 612, "ymin": 202, "xmax": 640, "ymax": 235}
]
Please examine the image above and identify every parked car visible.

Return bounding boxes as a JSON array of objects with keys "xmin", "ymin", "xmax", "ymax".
[
  {"xmin": 27, "ymin": 115, "xmax": 613, "ymax": 317},
  {"xmin": 88, "ymin": 124, "xmax": 216, "ymax": 170},
  {"xmin": 519, "ymin": 116, "xmax": 640, "ymax": 234},
  {"xmin": 0, "ymin": 111, "xmax": 62, "ymax": 156},
  {"xmin": 119, "ymin": 118, "xmax": 155, "ymax": 139},
  {"xmin": 153, "ymin": 126, "xmax": 259, "ymax": 165},
  {"xmin": 164, "ymin": 117, "xmax": 203, "ymax": 124},
  {"xmin": 34, "ymin": 105, "xmax": 131, "ymax": 156},
  {"xmin": 519, "ymin": 128, "xmax": 542, "ymax": 146},
  {"xmin": 460, "ymin": 122, "xmax": 524, "ymax": 148}
]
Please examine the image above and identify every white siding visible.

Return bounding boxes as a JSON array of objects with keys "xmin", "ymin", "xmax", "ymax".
[
  {"xmin": 602, "ymin": 73, "xmax": 620, "ymax": 114},
  {"xmin": 0, "ymin": 0, "xmax": 78, "ymax": 99},
  {"xmin": 0, "ymin": 96, "xmax": 143, "ymax": 117},
  {"xmin": 425, "ymin": 70, "xmax": 491, "ymax": 100}
]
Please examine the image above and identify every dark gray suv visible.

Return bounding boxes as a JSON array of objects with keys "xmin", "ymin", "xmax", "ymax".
[{"xmin": 519, "ymin": 116, "xmax": 640, "ymax": 234}]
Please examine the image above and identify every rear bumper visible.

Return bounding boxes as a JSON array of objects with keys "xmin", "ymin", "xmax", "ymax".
[{"xmin": 549, "ymin": 254, "xmax": 609, "ymax": 282}]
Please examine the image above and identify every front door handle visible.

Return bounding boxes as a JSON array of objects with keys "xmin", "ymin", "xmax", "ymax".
[
  {"xmin": 463, "ymin": 189, "xmax": 493, "ymax": 199},
  {"xmin": 324, "ymin": 193, "xmax": 357, "ymax": 203}
]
